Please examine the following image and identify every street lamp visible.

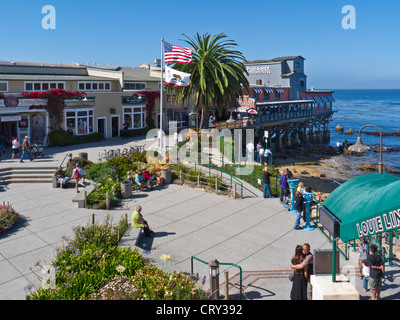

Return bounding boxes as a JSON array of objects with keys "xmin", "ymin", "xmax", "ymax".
[
  {"xmin": 209, "ymin": 259, "xmax": 220, "ymax": 300},
  {"xmin": 348, "ymin": 124, "xmax": 383, "ymax": 174}
]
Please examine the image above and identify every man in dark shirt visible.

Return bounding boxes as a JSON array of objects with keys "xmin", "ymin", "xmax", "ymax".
[
  {"xmin": 262, "ymin": 167, "xmax": 273, "ymax": 198},
  {"xmin": 367, "ymin": 244, "xmax": 384, "ymax": 300}
]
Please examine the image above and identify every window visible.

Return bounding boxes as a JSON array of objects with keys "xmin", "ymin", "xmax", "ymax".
[
  {"xmin": 275, "ymin": 91, "xmax": 281, "ymax": 100},
  {"xmin": 24, "ymin": 82, "xmax": 65, "ymax": 91},
  {"xmin": 124, "ymin": 82, "xmax": 146, "ymax": 90},
  {"xmin": 0, "ymin": 82, "xmax": 8, "ymax": 92},
  {"xmin": 78, "ymin": 82, "xmax": 112, "ymax": 91},
  {"xmin": 294, "ymin": 62, "xmax": 300, "ymax": 68},
  {"xmin": 65, "ymin": 109, "xmax": 94, "ymax": 135},
  {"xmin": 256, "ymin": 79, "xmax": 263, "ymax": 85},
  {"xmin": 123, "ymin": 106, "xmax": 146, "ymax": 129}
]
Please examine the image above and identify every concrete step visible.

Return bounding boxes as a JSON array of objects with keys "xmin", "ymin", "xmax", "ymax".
[{"xmin": 0, "ymin": 166, "xmax": 57, "ymax": 184}]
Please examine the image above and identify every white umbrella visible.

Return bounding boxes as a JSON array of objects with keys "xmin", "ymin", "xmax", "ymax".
[{"xmin": 247, "ymin": 109, "xmax": 258, "ymax": 114}]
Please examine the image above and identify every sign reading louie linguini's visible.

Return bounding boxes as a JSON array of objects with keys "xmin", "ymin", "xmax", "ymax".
[
  {"xmin": 0, "ymin": 96, "xmax": 47, "ymax": 108},
  {"xmin": 356, "ymin": 207, "xmax": 400, "ymax": 238}
]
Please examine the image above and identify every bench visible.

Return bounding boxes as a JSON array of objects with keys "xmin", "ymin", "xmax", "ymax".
[
  {"xmin": 52, "ymin": 175, "xmax": 83, "ymax": 189},
  {"xmin": 118, "ymin": 226, "xmax": 143, "ymax": 248},
  {"xmin": 71, "ymin": 181, "xmax": 95, "ymax": 208}
]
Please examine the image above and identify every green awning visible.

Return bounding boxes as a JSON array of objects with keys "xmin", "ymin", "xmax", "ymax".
[{"xmin": 323, "ymin": 174, "xmax": 400, "ymax": 242}]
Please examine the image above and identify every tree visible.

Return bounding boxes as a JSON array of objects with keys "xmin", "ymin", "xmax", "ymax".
[
  {"xmin": 167, "ymin": 33, "xmax": 249, "ymax": 129},
  {"xmin": 22, "ymin": 89, "xmax": 86, "ymax": 131}
]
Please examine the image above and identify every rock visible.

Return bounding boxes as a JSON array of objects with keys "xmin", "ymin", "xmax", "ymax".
[
  {"xmin": 344, "ymin": 129, "xmax": 355, "ymax": 134},
  {"xmin": 356, "ymin": 164, "xmax": 387, "ymax": 172},
  {"xmin": 335, "ymin": 125, "xmax": 343, "ymax": 131}
]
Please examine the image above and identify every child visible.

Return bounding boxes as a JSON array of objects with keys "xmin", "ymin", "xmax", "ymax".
[{"xmin": 361, "ymin": 259, "xmax": 370, "ymax": 292}]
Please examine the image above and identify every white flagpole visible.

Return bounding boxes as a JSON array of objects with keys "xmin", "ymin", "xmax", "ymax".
[{"xmin": 159, "ymin": 38, "xmax": 164, "ymax": 152}]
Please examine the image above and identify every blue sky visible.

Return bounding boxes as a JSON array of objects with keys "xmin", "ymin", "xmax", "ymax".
[{"xmin": 1, "ymin": 0, "xmax": 399, "ymax": 89}]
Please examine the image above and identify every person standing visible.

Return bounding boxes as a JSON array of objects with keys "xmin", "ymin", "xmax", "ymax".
[
  {"xmin": 11, "ymin": 136, "xmax": 20, "ymax": 159},
  {"xmin": 122, "ymin": 123, "xmax": 128, "ymax": 139},
  {"xmin": 367, "ymin": 244, "xmax": 384, "ymax": 300},
  {"xmin": 357, "ymin": 237, "xmax": 369, "ymax": 279},
  {"xmin": 262, "ymin": 166, "xmax": 273, "ymax": 198},
  {"xmin": 246, "ymin": 141, "xmax": 254, "ymax": 163},
  {"xmin": 72, "ymin": 163, "xmax": 83, "ymax": 193},
  {"xmin": 258, "ymin": 145, "xmax": 264, "ymax": 164},
  {"xmin": 256, "ymin": 142, "xmax": 262, "ymax": 163},
  {"xmin": 20, "ymin": 136, "xmax": 33, "ymax": 162},
  {"xmin": 278, "ymin": 169, "xmax": 289, "ymax": 204},
  {"xmin": 293, "ymin": 191, "xmax": 305, "ymax": 230},
  {"xmin": 291, "ymin": 243, "xmax": 313, "ymax": 300},
  {"xmin": 0, "ymin": 133, "xmax": 5, "ymax": 156},
  {"xmin": 290, "ymin": 245, "xmax": 307, "ymax": 300},
  {"xmin": 263, "ymin": 147, "xmax": 272, "ymax": 165}
]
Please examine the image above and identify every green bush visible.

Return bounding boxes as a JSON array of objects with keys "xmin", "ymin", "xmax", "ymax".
[
  {"xmin": 26, "ymin": 215, "xmax": 207, "ymax": 300},
  {"xmin": 207, "ymin": 175, "xmax": 226, "ymax": 190},
  {"xmin": 186, "ymin": 169, "xmax": 204, "ymax": 183},
  {"xmin": 48, "ymin": 130, "xmax": 103, "ymax": 147},
  {"xmin": 85, "ymin": 162, "xmax": 118, "ymax": 183},
  {"xmin": 106, "ymin": 152, "xmax": 147, "ymax": 180},
  {"xmin": 49, "ymin": 130, "xmax": 74, "ymax": 147}
]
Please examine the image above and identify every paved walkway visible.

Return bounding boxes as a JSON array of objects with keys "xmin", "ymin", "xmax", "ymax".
[{"xmin": 0, "ymin": 136, "xmax": 399, "ymax": 300}]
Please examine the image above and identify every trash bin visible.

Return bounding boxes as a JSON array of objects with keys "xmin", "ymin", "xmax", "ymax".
[
  {"xmin": 161, "ymin": 169, "xmax": 171, "ymax": 184},
  {"xmin": 79, "ymin": 152, "xmax": 88, "ymax": 160},
  {"xmin": 121, "ymin": 180, "xmax": 132, "ymax": 198}
]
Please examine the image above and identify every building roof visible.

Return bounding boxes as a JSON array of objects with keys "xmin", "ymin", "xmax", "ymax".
[
  {"xmin": 245, "ymin": 56, "xmax": 305, "ymax": 65},
  {"xmin": 119, "ymin": 66, "xmax": 160, "ymax": 82}
]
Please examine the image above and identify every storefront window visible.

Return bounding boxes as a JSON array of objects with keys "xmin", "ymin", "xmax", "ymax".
[
  {"xmin": 65, "ymin": 109, "xmax": 94, "ymax": 135},
  {"xmin": 123, "ymin": 106, "xmax": 146, "ymax": 129}
]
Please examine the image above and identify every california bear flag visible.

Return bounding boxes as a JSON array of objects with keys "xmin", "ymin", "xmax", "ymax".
[{"xmin": 165, "ymin": 66, "xmax": 191, "ymax": 87}]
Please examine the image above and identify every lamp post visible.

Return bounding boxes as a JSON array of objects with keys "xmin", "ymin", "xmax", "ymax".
[
  {"xmin": 209, "ymin": 259, "xmax": 220, "ymax": 300},
  {"xmin": 348, "ymin": 124, "xmax": 383, "ymax": 174}
]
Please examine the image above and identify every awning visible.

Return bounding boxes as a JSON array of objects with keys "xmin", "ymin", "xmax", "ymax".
[
  {"xmin": 265, "ymin": 88, "xmax": 273, "ymax": 93},
  {"xmin": 322, "ymin": 174, "xmax": 400, "ymax": 242},
  {"xmin": 253, "ymin": 88, "xmax": 263, "ymax": 93},
  {"xmin": 275, "ymin": 88, "xmax": 284, "ymax": 93}
]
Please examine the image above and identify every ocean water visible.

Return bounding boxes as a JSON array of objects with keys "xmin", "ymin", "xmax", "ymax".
[{"xmin": 323, "ymin": 89, "xmax": 400, "ymax": 179}]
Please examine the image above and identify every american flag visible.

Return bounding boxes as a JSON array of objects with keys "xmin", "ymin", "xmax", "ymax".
[{"xmin": 164, "ymin": 41, "xmax": 192, "ymax": 64}]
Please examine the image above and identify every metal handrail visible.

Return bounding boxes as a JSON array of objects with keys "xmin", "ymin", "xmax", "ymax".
[
  {"xmin": 166, "ymin": 146, "xmax": 244, "ymax": 197},
  {"xmin": 190, "ymin": 256, "xmax": 243, "ymax": 300}
]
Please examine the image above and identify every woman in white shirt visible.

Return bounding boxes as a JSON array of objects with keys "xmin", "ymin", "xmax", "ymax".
[{"xmin": 11, "ymin": 136, "xmax": 20, "ymax": 159}]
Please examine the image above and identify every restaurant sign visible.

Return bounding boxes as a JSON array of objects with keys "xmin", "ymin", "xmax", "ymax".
[
  {"xmin": 0, "ymin": 96, "xmax": 47, "ymax": 108},
  {"xmin": 237, "ymin": 96, "xmax": 256, "ymax": 109}
]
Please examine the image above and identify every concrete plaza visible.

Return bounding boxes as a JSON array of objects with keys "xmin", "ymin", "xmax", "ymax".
[{"xmin": 0, "ymin": 136, "xmax": 399, "ymax": 300}]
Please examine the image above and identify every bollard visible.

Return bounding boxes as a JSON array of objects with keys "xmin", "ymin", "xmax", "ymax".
[
  {"xmin": 287, "ymin": 179, "xmax": 299, "ymax": 212},
  {"xmin": 209, "ymin": 259, "xmax": 220, "ymax": 300},
  {"xmin": 302, "ymin": 192, "xmax": 315, "ymax": 231},
  {"xmin": 224, "ymin": 270, "xmax": 229, "ymax": 300}
]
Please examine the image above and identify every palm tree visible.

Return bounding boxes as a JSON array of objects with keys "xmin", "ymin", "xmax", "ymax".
[{"xmin": 166, "ymin": 33, "xmax": 249, "ymax": 129}]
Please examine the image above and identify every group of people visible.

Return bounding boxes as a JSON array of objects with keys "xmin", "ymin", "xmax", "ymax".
[
  {"xmin": 135, "ymin": 169, "xmax": 156, "ymax": 191},
  {"xmin": 55, "ymin": 163, "xmax": 85, "ymax": 193},
  {"xmin": 289, "ymin": 238, "xmax": 385, "ymax": 300},
  {"xmin": 277, "ymin": 168, "xmax": 313, "ymax": 230},
  {"xmin": 356, "ymin": 237, "xmax": 385, "ymax": 300},
  {"xmin": 0, "ymin": 135, "xmax": 34, "ymax": 162},
  {"xmin": 256, "ymin": 142, "xmax": 273, "ymax": 164}
]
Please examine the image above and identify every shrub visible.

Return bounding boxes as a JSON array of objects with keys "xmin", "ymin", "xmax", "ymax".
[
  {"xmin": 0, "ymin": 204, "xmax": 20, "ymax": 234},
  {"xmin": 186, "ymin": 169, "xmax": 204, "ymax": 183},
  {"xmin": 106, "ymin": 152, "xmax": 147, "ymax": 180},
  {"xmin": 27, "ymin": 216, "xmax": 145, "ymax": 300},
  {"xmin": 48, "ymin": 130, "xmax": 74, "ymax": 147},
  {"xmin": 48, "ymin": 131, "xmax": 103, "ymax": 147}
]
